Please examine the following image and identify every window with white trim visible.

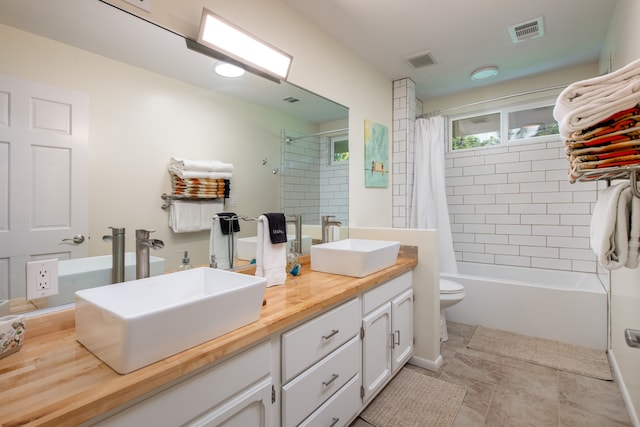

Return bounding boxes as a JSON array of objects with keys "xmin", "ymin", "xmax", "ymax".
[{"xmin": 450, "ymin": 99, "xmax": 559, "ymax": 151}]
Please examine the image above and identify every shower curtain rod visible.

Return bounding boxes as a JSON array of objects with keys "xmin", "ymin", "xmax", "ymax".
[
  {"xmin": 285, "ymin": 127, "xmax": 348, "ymax": 142},
  {"xmin": 417, "ymin": 84, "xmax": 567, "ymax": 118}
]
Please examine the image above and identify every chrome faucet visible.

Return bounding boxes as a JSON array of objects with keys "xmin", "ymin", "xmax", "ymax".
[
  {"xmin": 286, "ymin": 214, "xmax": 303, "ymax": 254},
  {"xmin": 102, "ymin": 227, "xmax": 125, "ymax": 283},
  {"xmin": 321, "ymin": 215, "xmax": 342, "ymax": 243},
  {"xmin": 135, "ymin": 229, "xmax": 164, "ymax": 279}
]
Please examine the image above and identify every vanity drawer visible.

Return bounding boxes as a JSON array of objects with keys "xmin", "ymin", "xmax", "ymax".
[
  {"xmin": 282, "ymin": 335, "xmax": 360, "ymax": 427},
  {"xmin": 362, "ymin": 270, "xmax": 412, "ymax": 314},
  {"xmin": 299, "ymin": 373, "xmax": 361, "ymax": 427},
  {"xmin": 282, "ymin": 298, "xmax": 360, "ymax": 382}
]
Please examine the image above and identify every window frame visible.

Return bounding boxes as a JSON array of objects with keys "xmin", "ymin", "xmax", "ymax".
[{"xmin": 448, "ymin": 98, "xmax": 558, "ymax": 152}]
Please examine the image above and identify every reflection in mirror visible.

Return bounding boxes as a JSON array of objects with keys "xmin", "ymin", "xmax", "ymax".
[{"xmin": 0, "ymin": 0, "xmax": 348, "ymax": 315}]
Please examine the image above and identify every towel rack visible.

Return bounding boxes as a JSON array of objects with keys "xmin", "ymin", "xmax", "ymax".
[
  {"xmin": 160, "ymin": 193, "xmax": 229, "ymax": 210},
  {"xmin": 575, "ymin": 165, "xmax": 640, "ymax": 198}
]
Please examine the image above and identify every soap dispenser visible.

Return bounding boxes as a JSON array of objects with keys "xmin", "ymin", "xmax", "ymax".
[
  {"xmin": 286, "ymin": 242, "xmax": 301, "ymax": 276},
  {"xmin": 178, "ymin": 250, "xmax": 192, "ymax": 271}
]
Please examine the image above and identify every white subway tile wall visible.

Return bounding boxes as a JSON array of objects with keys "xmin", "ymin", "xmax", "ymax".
[
  {"xmin": 392, "ymin": 78, "xmax": 417, "ymax": 228},
  {"xmin": 445, "ymin": 137, "xmax": 601, "ymax": 273},
  {"xmin": 281, "ymin": 131, "xmax": 348, "ymax": 226}
]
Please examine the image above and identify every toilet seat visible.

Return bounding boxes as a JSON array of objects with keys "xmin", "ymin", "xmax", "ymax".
[{"xmin": 440, "ymin": 279, "xmax": 464, "ymax": 294}]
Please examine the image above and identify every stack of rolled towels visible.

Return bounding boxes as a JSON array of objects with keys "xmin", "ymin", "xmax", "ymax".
[
  {"xmin": 554, "ymin": 57, "xmax": 640, "ymax": 183},
  {"xmin": 554, "ymin": 58, "xmax": 640, "ymax": 269},
  {"xmin": 169, "ymin": 157, "xmax": 232, "ymax": 198}
]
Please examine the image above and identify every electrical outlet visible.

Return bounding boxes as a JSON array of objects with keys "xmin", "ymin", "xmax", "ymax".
[
  {"xmin": 124, "ymin": 0, "xmax": 151, "ymax": 13},
  {"xmin": 26, "ymin": 259, "xmax": 59, "ymax": 300}
]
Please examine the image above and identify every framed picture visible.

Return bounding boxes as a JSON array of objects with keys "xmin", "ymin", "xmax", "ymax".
[
  {"xmin": 364, "ymin": 119, "xmax": 389, "ymax": 188},
  {"xmin": 329, "ymin": 134, "xmax": 349, "ymax": 165}
]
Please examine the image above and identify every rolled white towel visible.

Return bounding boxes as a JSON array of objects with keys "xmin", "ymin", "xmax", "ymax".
[
  {"xmin": 558, "ymin": 82, "xmax": 640, "ymax": 138},
  {"xmin": 590, "ymin": 182, "xmax": 632, "ymax": 270},
  {"xmin": 169, "ymin": 166, "xmax": 232, "ymax": 180},
  {"xmin": 554, "ymin": 57, "xmax": 640, "ymax": 122},
  {"xmin": 170, "ymin": 157, "xmax": 234, "ymax": 173}
]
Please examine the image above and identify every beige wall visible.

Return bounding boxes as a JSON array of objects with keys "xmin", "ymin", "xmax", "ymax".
[{"xmin": 601, "ymin": 1, "xmax": 640, "ymax": 424}]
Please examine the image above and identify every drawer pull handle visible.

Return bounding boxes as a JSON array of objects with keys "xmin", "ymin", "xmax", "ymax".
[
  {"xmin": 329, "ymin": 417, "xmax": 340, "ymax": 427},
  {"xmin": 395, "ymin": 330, "xmax": 401, "ymax": 347},
  {"xmin": 322, "ymin": 373, "xmax": 339, "ymax": 387},
  {"xmin": 322, "ymin": 329, "xmax": 339, "ymax": 340}
]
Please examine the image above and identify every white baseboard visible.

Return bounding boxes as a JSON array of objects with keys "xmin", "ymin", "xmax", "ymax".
[
  {"xmin": 409, "ymin": 354, "xmax": 443, "ymax": 372},
  {"xmin": 608, "ymin": 349, "xmax": 639, "ymax": 427}
]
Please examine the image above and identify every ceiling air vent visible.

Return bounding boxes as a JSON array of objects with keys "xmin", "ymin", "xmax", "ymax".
[
  {"xmin": 282, "ymin": 96, "xmax": 300, "ymax": 103},
  {"xmin": 508, "ymin": 16, "xmax": 544, "ymax": 43},
  {"xmin": 405, "ymin": 51, "xmax": 437, "ymax": 69}
]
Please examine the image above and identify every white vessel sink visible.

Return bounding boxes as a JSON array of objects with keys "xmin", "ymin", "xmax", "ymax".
[
  {"xmin": 44, "ymin": 253, "xmax": 165, "ymax": 307},
  {"xmin": 75, "ymin": 267, "xmax": 267, "ymax": 374},
  {"xmin": 237, "ymin": 234, "xmax": 312, "ymax": 260},
  {"xmin": 310, "ymin": 239, "xmax": 400, "ymax": 277}
]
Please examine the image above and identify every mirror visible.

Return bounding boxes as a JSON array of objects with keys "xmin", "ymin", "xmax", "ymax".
[{"xmin": 0, "ymin": 0, "xmax": 348, "ymax": 314}]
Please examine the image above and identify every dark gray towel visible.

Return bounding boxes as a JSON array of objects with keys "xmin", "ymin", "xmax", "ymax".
[
  {"xmin": 263, "ymin": 213, "xmax": 287, "ymax": 244},
  {"xmin": 218, "ymin": 212, "xmax": 240, "ymax": 235}
]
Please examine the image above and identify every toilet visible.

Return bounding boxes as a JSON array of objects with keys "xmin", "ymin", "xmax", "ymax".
[{"xmin": 439, "ymin": 279, "xmax": 465, "ymax": 342}]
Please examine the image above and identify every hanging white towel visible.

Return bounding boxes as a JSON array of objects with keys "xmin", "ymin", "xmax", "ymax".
[
  {"xmin": 627, "ymin": 195, "xmax": 640, "ymax": 269},
  {"xmin": 255, "ymin": 215, "xmax": 287, "ymax": 287},
  {"xmin": 590, "ymin": 182, "xmax": 632, "ymax": 269},
  {"xmin": 169, "ymin": 201, "xmax": 203, "ymax": 233},
  {"xmin": 200, "ymin": 200, "xmax": 225, "ymax": 230},
  {"xmin": 169, "ymin": 200, "xmax": 224, "ymax": 233}
]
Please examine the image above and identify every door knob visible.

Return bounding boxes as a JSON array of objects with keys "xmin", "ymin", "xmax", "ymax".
[{"xmin": 62, "ymin": 234, "xmax": 85, "ymax": 244}]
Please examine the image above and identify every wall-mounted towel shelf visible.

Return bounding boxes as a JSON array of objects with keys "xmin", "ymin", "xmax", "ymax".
[
  {"xmin": 161, "ymin": 193, "xmax": 228, "ymax": 210},
  {"xmin": 575, "ymin": 165, "xmax": 640, "ymax": 198}
]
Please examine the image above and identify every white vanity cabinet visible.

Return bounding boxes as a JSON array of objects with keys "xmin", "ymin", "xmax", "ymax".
[
  {"xmin": 361, "ymin": 271, "xmax": 413, "ymax": 403},
  {"xmin": 90, "ymin": 341, "xmax": 274, "ymax": 427},
  {"xmin": 281, "ymin": 298, "xmax": 361, "ymax": 427}
]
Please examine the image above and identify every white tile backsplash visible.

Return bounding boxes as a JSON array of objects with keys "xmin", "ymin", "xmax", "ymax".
[{"xmin": 445, "ymin": 135, "xmax": 598, "ymax": 273}]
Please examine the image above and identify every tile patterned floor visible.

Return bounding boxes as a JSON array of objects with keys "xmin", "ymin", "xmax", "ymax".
[{"xmin": 351, "ymin": 322, "xmax": 632, "ymax": 426}]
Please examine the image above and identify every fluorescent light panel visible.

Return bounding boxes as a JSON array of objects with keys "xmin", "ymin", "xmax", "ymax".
[{"xmin": 197, "ymin": 9, "xmax": 292, "ymax": 81}]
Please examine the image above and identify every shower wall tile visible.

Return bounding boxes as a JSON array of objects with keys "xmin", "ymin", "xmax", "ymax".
[{"xmin": 445, "ymin": 136, "xmax": 598, "ymax": 273}]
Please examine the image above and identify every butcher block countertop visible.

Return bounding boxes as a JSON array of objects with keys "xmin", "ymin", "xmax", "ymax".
[{"xmin": 0, "ymin": 254, "xmax": 416, "ymax": 426}]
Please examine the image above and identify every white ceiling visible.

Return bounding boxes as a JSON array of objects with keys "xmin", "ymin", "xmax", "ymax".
[{"xmin": 282, "ymin": 0, "xmax": 618, "ymax": 101}]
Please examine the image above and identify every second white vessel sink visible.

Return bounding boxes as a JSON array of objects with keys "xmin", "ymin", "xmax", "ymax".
[
  {"xmin": 75, "ymin": 267, "xmax": 267, "ymax": 374},
  {"xmin": 310, "ymin": 239, "xmax": 400, "ymax": 277}
]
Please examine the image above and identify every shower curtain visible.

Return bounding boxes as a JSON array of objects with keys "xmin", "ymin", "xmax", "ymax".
[{"xmin": 410, "ymin": 116, "xmax": 458, "ymax": 274}]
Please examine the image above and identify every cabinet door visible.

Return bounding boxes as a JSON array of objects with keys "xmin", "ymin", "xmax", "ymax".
[
  {"xmin": 361, "ymin": 303, "xmax": 392, "ymax": 402},
  {"xmin": 391, "ymin": 289, "xmax": 414, "ymax": 373},
  {"xmin": 188, "ymin": 377, "xmax": 272, "ymax": 427}
]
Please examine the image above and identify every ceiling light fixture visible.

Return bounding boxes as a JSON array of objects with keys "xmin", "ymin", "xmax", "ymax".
[
  {"xmin": 214, "ymin": 62, "xmax": 245, "ymax": 78},
  {"xmin": 470, "ymin": 66, "xmax": 499, "ymax": 81},
  {"xmin": 188, "ymin": 8, "xmax": 292, "ymax": 83}
]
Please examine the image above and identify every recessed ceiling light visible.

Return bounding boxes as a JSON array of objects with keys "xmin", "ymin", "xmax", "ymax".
[
  {"xmin": 214, "ymin": 62, "xmax": 245, "ymax": 78},
  {"xmin": 470, "ymin": 66, "xmax": 499, "ymax": 81}
]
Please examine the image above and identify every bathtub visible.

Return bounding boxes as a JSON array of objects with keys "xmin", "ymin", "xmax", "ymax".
[{"xmin": 441, "ymin": 262, "xmax": 608, "ymax": 350}]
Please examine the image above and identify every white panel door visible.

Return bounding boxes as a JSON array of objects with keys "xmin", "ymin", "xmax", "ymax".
[{"xmin": 0, "ymin": 74, "xmax": 88, "ymax": 300}]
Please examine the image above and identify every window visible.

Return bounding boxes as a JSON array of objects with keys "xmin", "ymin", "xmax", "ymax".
[
  {"xmin": 329, "ymin": 134, "xmax": 349, "ymax": 165},
  {"xmin": 450, "ymin": 99, "xmax": 558, "ymax": 151}
]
